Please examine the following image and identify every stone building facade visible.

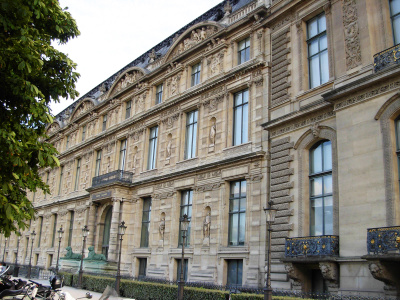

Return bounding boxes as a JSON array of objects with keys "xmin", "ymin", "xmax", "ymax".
[{"xmin": 2, "ymin": 0, "xmax": 400, "ymax": 296}]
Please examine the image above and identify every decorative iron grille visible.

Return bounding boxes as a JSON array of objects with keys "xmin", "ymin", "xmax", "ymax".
[
  {"xmin": 367, "ymin": 226, "xmax": 400, "ymax": 255},
  {"xmin": 285, "ymin": 235, "xmax": 339, "ymax": 257},
  {"xmin": 92, "ymin": 170, "xmax": 133, "ymax": 187},
  {"xmin": 373, "ymin": 44, "xmax": 400, "ymax": 72}
]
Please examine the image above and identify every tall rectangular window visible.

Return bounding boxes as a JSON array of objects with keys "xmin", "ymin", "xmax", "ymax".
[
  {"xmin": 229, "ymin": 180, "xmax": 246, "ymax": 246},
  {"xmin": 227, "ymin": 260, "xmax": 243, "ymax": 287},
  {"xmin": 179, "ymin": 190, "xmax": 192, "ymax": 246},
  {"xmin": 119, "ymin": 140, "xmax": 127, "ymax": 171},
  {"xmin": 238, "ymin": 37, "xmax": 250, "ymax": 64},
  {"xmin": 191, "ymin": 63, "xmax": 201, "ymax": 86},
  {"xmin": 125, "ymin": 100, "xmax": 132, "ymax": 119},
  {"xmin": 102, "ymin": 115, "xmax": 107, "ymax": 131},
  {"xmin": 74, "ymin": 158, "xmax": 81, "ymax": 191},
  {"xmin": 177, "ymin": 259, "xmax": 188, "ymax": 282},
  {"xmin": 140, "ymin": 198, "xmax": 152, "ymax": 248},
  {"xmin": 82, "ymin": 125, "xmax": 87, "ymax": 141},
  {"xmin": 310, "ymin": 140, "xmax": 333, "ymax": 236},
  {"xmin": 147, "ymin": 126, "xmax": 158, "ymax": 170},
  {"xmin": 307, "ymin": 13, "xmax": 328, "ymax": 89},
  {"xmin": 68, "ymin": 211, "xmax": 74, "ymax": 247},
  {"xmin": 58, "ymin": 166, "xmax": 64, "ymax": 195},
  {"xmin": 138, "ymin": 258, "xmax": 147, "ymax": 278},
  {"xmin": 38, "ymin": 216, "xmax": 43, "ymax": 247},
  {"xmin": 95, "ymin": 150, "xmax": 102, "ymax": 176},
  {"xmin": 51, "ymin": 214, "xmax": 57, "ymax": 248},
  {"xmin": 390, "ymin": 0, "xmax": 400, "ymax": 44},
  {"xmin": 66, "ymin": 135, "xmax": 70, "ymax": 150},
  {"xmin": 184, "ymin": 110, "xmax": 198, "ymax": 160},
  {"xmin": 155, "ymin": 84, "xmax": 163, "ymax": 104},
  {"xmin": 233, "ymin": 89, "xmax": 249, "ymax": 146},
  {"xmin": 45, "ymin": 171, "xmax": 49, "ymax": 199}
]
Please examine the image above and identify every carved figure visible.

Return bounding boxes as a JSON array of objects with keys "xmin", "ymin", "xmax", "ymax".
[
  {"xmin": 311, "ymin": 123, "xmax": 320, "ymax": 138},
  {"xmin": 159, "ymin": 217, "xmax": 165, "ymax": 239},
  {"xmin": 210, "ymin": 122, "xmax": 216, "ymax": 145},
  {"xmin": 200, "ymin": 27, "xmax": 207, "ymax": 40},
  {"xmin": 203, "ymin": 212, "xmax": 211, "ymax": 238},
  {"xmin": 84, "ymin": 246, "xmax": 107, "ymax": 261},
  {"xmin": 166, "ymin": 139, "xmax": 172, "ymax": 158},
  {"xmin": 171, "ymin": 76, "xmax": 178, "ymax": 95},
  {"xmin": 191, "ymin": 30, "xmax": 200, "ymax": 42},
  {"xmin": 63, "ymin": 246, "xmax": 82, "ymax": 260}
]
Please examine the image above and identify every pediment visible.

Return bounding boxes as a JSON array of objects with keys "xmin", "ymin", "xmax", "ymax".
[
  {"xmin": 108, "ymin": 67, "xmax": 148, "ymax": 97},
  {"xmin": 70, "ymin": 99, "xmax": 95, "ymax": 121},
  {"xmin": 46, "ymin": 121, "xmax": 60, "ymax": 135},
  {"xmin": 164, "ymin": 21, "xmax": 224, "ymax": 63}
]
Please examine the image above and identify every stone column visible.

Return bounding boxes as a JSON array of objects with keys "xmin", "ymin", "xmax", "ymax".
[{"xmin": 107, "ymin": 198, "xmax": 121, "ymax": 262}]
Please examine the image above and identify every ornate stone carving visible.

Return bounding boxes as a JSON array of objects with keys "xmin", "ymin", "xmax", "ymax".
[
  {"xmin": 159, "ymin": 217, "xmax": 165, "ymax": 239},
  {"xmin": 203, "ymin": 95, "xmax": 224, "ymax": 112},
  {"xmin": 368, "ymin": 262, "xmax": 397, "ymax": 288},
  {"xmin": 284, "ymin": 263, "xmax": 304, "ymax": 287},
  {"xmin": 310, "ymin": 122, "xmax": 320, "ymax": 138},
  {"xmin": 195, "ymin": 182, "xmax": 222, "ymax": 192},
  {"xmin": 342, "ymin": 0, "xmax": 362, "ymax": 70},
  {"xmin": 207, "ymin": 50, "xmax": 225, "ymax": 77},
  {"xmin": 162, "ymin": 113, "xmax": 180, "ymax": 129},
  {"xmin": 73, "ymin": 101, "xmax": 94, "ymax": 120},
  {"xmin": 47, "ymin": 123, "xmax": 60, "ymax": 135},
  {"xmin": 203, "ymin": 212, "xmax": 211, "ymax": 238},
  {"xmin": 197, "ymin": 170, "xmax": 221, "ymax": 180},
  {"xmin": 319, "ymin": 262, "xmax": 339, "ymax": 288},
  {"xmin": 209, "ymin": 121, "xmax": 216, "ymax": 145},
  {"xmin": 171, "ymin": 26, "xmax": 219, "ymax": 58},
  {"xmin": 224, "ymin": 0, "xmax": 232, "ymax": 16},
  {"xmin": 114, "ymin": 71, "xmax": 143, "ymax": 93}
]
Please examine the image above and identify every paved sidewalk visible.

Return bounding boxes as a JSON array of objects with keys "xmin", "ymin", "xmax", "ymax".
[{"xmin": 13, "ymin": 277, "xmax": 134, "ymax": 300}]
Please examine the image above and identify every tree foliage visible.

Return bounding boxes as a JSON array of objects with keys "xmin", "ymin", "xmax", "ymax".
[{"xmin": 0, "ymin": 0, "xmax": 80, "ymax": 236}]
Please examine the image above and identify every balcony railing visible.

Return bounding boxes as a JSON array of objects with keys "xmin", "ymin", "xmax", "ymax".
[
  {"xmin": 367, "ymin": 226, "xmax": 400, "ymax": 255},
  {"xmin": 92, "ymin": 170, "xmax": 133, "ymax": 188},
  {"xmin": 373, "ymin": 43, "xmax": 400, "ymax": 72},
  {"xmin": 285, "ymin": 235, "xmax": 339, "ymax": 258}
]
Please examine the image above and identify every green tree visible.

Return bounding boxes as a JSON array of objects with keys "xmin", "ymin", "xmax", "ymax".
[{"xmin": 0, "ymin": 0, "xmax": 80, "ymax": 236}]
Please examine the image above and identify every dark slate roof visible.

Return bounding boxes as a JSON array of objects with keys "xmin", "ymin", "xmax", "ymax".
[{"xmin": 56, "ymin": 0, "xmax": 254, "ymax": 121}]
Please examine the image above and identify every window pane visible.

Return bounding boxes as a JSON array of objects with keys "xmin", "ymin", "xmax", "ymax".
[
  {"xmin": 245, "ymin": 48, "xmax": 250, "ymax": 62},
  {"xmin": 391, "ymin": 0, "xmax": 400, "ymax": 16},
  {"xmin": 311, "ymin": 144, "xmax": 322, "ymax": 174},
  {"xmin": 309, "ymin": 56, "xmax": 320, "ymax": 88},
  {"xmin": 318, "ymin": 14, "xmax": 326, "ymax": 32},
  {"xmin": 239, "ymin": 213, "xmax": 245, "ymax": 244},
  {"xmin": 235, "ymin": 92, "xmax": 243, "ymax": 106},
  {"xmin": 323, "ymin": 175, "xmax": 333, "ymax": 194},
  {"xmin": 320, "ymin": 50, "xmax": 329, "ymax": 85},
  {"xmin": 308, "ymin": 40, "xmax": 319, "ymax": 56},
  {"xmin": 240, "ymin": 181, "xmax": 246, "ymax": 197},
  {"xmin": 393, "ymin": 16, "xmax": 400, "ymax": 45},
  {"xmin": 231, "ymin": 181, "xmax": 240, "ymax": 197},
  {"xmin": 234, "ymin": 106, "xmax": 242, "ymax": 145},
  {"xmin": 307, "ymin": 18, "xmax": 318, "ymax": 38},
  {"xmin": 310, "ymin": 198, "xmax": 323, "ymax": 236},
  {"xmin": 242, "ymin": 103, "xmax": 248, "ymax": 143},
  {"xmin": 324, "ymin": 196, "xmax": 333, "ymax": 235},
  {"xmin": 323, "ymin": 140, "xmax": 332, "ymax": 171},
  {"xmin": 229, "ymin": 214, "xmax": 238, "ymax": 245},
  {"xmin": 310, "ymin": 177, "xmax": 323, "ymax": 196},
  {"xmin": 319, "ymin": 35, "xmax": 327, "ymax": 51}
]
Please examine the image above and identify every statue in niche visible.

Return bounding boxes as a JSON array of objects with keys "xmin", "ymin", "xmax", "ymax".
[
  {"xmin": 209, "ymin": 122, "xmax": 216, "ymax": 145},
  {"xmin": 203, "ymin": 212, "xmax": 211, "ymax": 238},
  {"xmin": 166, "ymin": 138, "xmax": 172, "ymax": 158},
  {"xmin": 159, "ymin": 217, "xmax": 165, "ymax": 239}
]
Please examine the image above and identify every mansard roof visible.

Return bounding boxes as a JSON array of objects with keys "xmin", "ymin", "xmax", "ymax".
[{"xmin": 54, "ymin": 0, "xmax": 254, "ymax": 126}]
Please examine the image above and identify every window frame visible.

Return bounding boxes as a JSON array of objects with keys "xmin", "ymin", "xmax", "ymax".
[
  {"xmin": 184, "ymin": 110, "xmax": 198, "ymax": 160},
  {"xmin": 191, "ymin": 62, "xmax": 201, "ymax": 87},
  {"xmin": 155, "ymin": 84, "xmax": 163, "ymax": 105},
  {"xmin": 390, "ymin": 0, "xmax": 400, "ymax": 45},
  {"xmin": 140, "ymin": 198, "xmax": 152, "ymax": 248},
  {"xmin": 119, "ymin": 139, "xmax": 127, "ymax": 171},
  {"xmin": 102, "ymin": 115, "xmax": 107, "ymax": 132},
  {"xmin": 179, "ymin": 190, "xmax": 193, "ymax": 246},
  {"xmin": 233, "ymin": 89, "xmax": 249, "ymax": 146},
  {"xmin": 68, "ymin": 211, "xmax": 74, "ymax": 247},
  {"xmin": 125, "ymin": 100, "xmax": 132, "ymax": 119},
  {"xmin": 138, "ymin": 258, "xmax": 147, "ymax": 278},
  {"xmin": 237, "ymin": 37, "xmax": 250, "ymax": 65},
  {"xmin": 95, "ymin": 150, "xmax": 102, "ymax": 177},
  {"xmin": 147, "ymin": 126, "xmax": 158, "ymax": 170},
  {"xmin": 309, "ymin": 140, "xmax": 333, "ymax": 236},
  {"xmin": 307, "ymin": 13, "xmax": 329, "ymax": 89},
  {"xmin": 74, "ymin": 158, "xmax": 81, "ymax": 191},
  {"xmin": 228, "ymin": 180, "xmax": 246, "ymax": 246}
]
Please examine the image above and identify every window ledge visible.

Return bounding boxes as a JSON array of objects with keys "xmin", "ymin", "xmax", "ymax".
[
  {"xmin": 140, "ymin": 169, "xmax": 158, "ymax": 178},
  {"xmin": 176, "ymin": 157, "xmax": 198, "ymax": 165},
  {"xmin": 223, "ymin": 142, "xmax": 252, "ymax": 157}
]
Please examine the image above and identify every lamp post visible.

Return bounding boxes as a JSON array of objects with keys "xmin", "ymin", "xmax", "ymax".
[
  {"xmin": 115, "ymin": 221, "xmax": 127, "ymax": 295},
  {"xmin": 55, "ymin": 225, "xmax": 64, "ymax": 274},
  {"xmin": 78, "ymin": 225, "xmax": 89, "ymax": 288},
  {"xmin": 27, "ymin": 230, "xmax": 36, "ymax": 279},
  {"xmin": 177, "ymin": 214, "xmax": 190, "ymax": 300},
  {"xmin": 2, "ymin": 237, "xmax": 8, "ymax": 264},
  {"xmin": 263, "ymin": 206, "xmax": 277, "ymax": 300},
  {"xmin": 13, "ymin": 233, "xmax": 21, "ymax": 277}
]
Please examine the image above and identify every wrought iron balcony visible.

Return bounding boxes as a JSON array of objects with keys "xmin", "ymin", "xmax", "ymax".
[
  {"xmin": 367, "ymin": 226, "xmax": 400, "ymax": 255},
  {"xmin": 92, "ymin": 170, "xmax": 133, "ymax": 188},
  {"xmin": 285, "ymin": 235, "xmax": 339, "ymax": 258},
  {"xmin": 374, "ymin": 43, "xmax": 400, "ymax": 72}
]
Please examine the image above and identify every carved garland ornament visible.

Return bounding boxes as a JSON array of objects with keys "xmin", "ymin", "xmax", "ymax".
[{"xmin": 342, "ymin": 0, "xmax": 362, "ymax": 70}]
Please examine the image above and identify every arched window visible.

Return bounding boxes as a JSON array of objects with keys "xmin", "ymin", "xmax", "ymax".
[
  {"xmin": 309, "ymin": 140, "xmax": 333, "ymax": 236},
  {"xmin": 102, "ymin": 207, "xmax": 112, "ymax": 259},
  {"xmin": 395, "ymin": 116, "xmax": 400, "ymax": 183}
]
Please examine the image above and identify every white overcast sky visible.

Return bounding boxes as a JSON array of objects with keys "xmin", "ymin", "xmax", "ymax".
[{"xmin": 51, "ymin": 0, "xmax": 222, "ymax": 116}]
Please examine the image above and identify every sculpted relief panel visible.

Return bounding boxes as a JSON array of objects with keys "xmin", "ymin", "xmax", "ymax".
[{"xmin": 114, "ymin": 71, "xmax": 144, "ymax": 94}]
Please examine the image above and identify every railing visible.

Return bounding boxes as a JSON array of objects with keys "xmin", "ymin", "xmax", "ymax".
[
  {"xmin": 91, "ymin": 170, "xmax": 133, "ymax": 188},
  {"xmin": 373, "ymin": 43, "xmax": 400, "ymax": 72},
  {"xmin": 367, "ymin": 226, "xmax": 400, "ymax": 255},
  {"xmin": 285, "ymin": 235, "xmax": 339, "ymax": 258}
]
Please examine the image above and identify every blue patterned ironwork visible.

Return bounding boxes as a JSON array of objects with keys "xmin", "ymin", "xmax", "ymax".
[
  {"xmin": 373, "ymin": 44, "xmax": 400, "ymax": 72},
  {"xmin": 285, "ymin": 235, "xmax": 339, "ymax": 258},
  {"xmin": 367, "ymin": 226, "xmax": 400, "ymax": 255},
  {"xmin": 92, "ymin": 170, "xmax": 133, "ymax": 187}
]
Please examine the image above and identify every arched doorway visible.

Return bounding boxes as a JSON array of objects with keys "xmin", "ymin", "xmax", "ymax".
[{"xmin": 102, "ymin": 206, "xmax": 112, "ymax": 259}]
